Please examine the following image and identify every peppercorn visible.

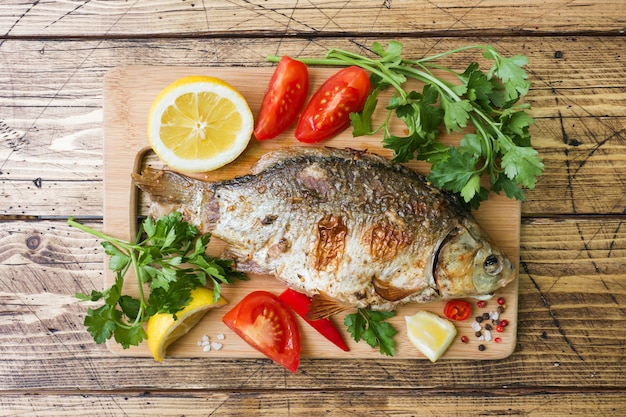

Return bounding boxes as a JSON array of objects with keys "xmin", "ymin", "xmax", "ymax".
[
  {"xmin": 461, "ymin": 336, "xmax": 469, "ymax": 344},
  {"xmin": 485, "ymin": 324, "xmax": 492, "ymax": 331},
  {"xmin": 500, "ymin": 319, "xmax": 509, "ymax": 327},
  {"xmin": 475, "ymin": 331, "xmax": 482, "ymax": 338},
  {"xmin": 476, "ymin": 316, "xmax": 483, "ymax": 323},
  {"xmin": 497, "ymin": 297, "xmax": 505, "ymax": 305},
  {"xmin": 497, "ymin": 306, "xmax": 505, "ymax": 314},
  {"xmin": 482, "ymin": 312, "xmax": 490, "ymax": 320},
  {"xmin": 494, "ymin": 337, "xmax": 502, "ymax": 343},
  {"xmin": 478, "ymin": 344, "xmax": 485, "ymax": 351},
  {"xmin": 477, "ymin": 300, "xmax": 486, "ymax": 308}
]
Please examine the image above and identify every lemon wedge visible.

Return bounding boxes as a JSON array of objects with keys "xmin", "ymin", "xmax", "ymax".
[
  {"xmin": 146, "ymin": 287, "xmax": 227, "ymax": 362},
  {"xmin": 405, "ymin": 310, "xmax": 457, "ymax": 362},
  {"xmin": 148, "ymin": 75, "xmax": 253, "ymax": 172}
]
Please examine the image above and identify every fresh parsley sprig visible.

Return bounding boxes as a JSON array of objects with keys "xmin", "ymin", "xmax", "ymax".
[
  {"xmin": 344, "ymin": 309, "xmax": 398, "ymax": 357},
  {"xmin": 270, "ymin": 41, "xmax": 544, "ymax": 209},
  {"xmin": 69, "ymin": 213, "xmax": 247, "ymax": 348}
]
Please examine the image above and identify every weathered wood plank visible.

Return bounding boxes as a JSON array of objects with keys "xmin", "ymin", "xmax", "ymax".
[
  {"xmin": 1, "ymin": 218, "xmax": 624, "ymax": 390},
  {"xmin": 1, "ymin": 0, "xmax": 624, "ymax": 37},
  {"xmin": 2, "ymin": 391, "xmax": 626, "ymax": 417},
  {"xmin": 0, "ymin": 37, "xmax": 625, "ymax": 217}
]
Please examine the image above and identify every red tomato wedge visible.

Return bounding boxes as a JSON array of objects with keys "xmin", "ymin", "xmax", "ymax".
[
  {"xmin": 222, "ymin": 291, "xmax": 301, "ymax": 373},
  {"xmin": 295, "ymin": 66, "xmax": 370, "ymax": 143},
  {"xmin": 279, "ymin": 289, "xmax": 349, "ymax": 352},
  {"xmin": 443, "ymin": 299, "xmax": 472, "ymax": 321},
  {"xmin": 254, "ymin": 56, "xmax": 309, "ymax": 140}
]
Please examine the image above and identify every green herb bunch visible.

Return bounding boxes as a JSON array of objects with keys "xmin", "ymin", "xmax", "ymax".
[
  {"xmin": 69, "ymin": 212, "xmax": 247, "ymax": 348},
  {"xmin": 276, "ymin": 41, "xmax": 544, "ymax": 209}
]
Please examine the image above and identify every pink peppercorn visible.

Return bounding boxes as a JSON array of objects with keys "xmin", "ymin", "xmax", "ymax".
[
  {"xmin": 477, "ymin": 300, "xmax": 486, "ymax": 308},
  {"xmin": 494, "ymin": 337, "xmax": 502, "ymax": 343},
  {"xmin": 497, "ymin": 297, "xmax": 506, "ymax": 305},
  {"xmin": 461, "ymin": 336, "xmax": 469, "ymax": 344}
]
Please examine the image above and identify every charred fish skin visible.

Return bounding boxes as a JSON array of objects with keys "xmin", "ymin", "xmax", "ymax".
[{"xmin": 133, "ymin": 147, "xmax": 516, "ymax": 314}]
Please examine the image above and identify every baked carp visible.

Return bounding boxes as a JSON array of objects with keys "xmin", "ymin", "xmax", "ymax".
[{"xmin": 133, "ymin": 147, "xmax": 515, "ymax": 318}]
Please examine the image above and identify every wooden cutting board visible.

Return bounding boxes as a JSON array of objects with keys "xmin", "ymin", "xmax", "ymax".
[{"xmin": 103, "ymin": 65, "xmax": 520, "ymax": 361}]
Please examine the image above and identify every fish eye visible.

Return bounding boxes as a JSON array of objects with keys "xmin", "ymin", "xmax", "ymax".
[{"xmin": 484, "ymin": 254, "xmax": 503, "ymax": 275}]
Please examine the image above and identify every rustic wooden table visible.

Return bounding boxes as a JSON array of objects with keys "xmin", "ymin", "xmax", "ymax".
[{"xmin": 1, "ymin": 1, "xmax": 625, "ymax": 416}]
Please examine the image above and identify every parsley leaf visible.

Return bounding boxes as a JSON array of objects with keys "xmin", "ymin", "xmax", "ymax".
[
  {"xmin": 69, "ymin": 213, "xmax": 247, "ymax": 349},
  {"xmin": 344, "ymin": 308, "xmax": 398, "ymax": 356}
]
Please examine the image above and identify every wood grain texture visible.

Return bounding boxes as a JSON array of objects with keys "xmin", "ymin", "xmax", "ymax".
[
  {"xmin": 1, "ymin": 0, "xmax": 624, "ymax": 36},
  {"xmin": 2, "ymin": 391, "xmax": 626, "ymax": 417},
  {"xmin": 102, "ymin": 65, "xmax": 520, "ymax": 360},
  {"xmin": 1, "ymin": 37, "xmax": 625, "ymax": 217},
  {"xmin": 1, "ymin": 1, "xmax": 626, "ymax": 413},
  {"xmin": 1, "ymin": 218, "xmax": 624, "ymax": 391},
  {"xmin": 0, "ymin": 38, "xmax": 626, "ymax": 216}
]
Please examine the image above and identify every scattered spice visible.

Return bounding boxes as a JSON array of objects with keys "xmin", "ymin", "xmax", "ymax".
[
  {"xmin": 460, "ymin": 295, "xmax": 509, "ymax": 352},
  {"xmin": 198, "ymin": 334, "xmax": 225, "ymax": 352}
]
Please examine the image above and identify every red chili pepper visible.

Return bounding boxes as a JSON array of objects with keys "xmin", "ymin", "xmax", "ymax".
[
  {"xmin": 279, "ymin": 288, "xmax": 349, "ymax": 351},
  {"xmin": 443, "ymin": 299, "xmax": 472, "ymax": 321}
]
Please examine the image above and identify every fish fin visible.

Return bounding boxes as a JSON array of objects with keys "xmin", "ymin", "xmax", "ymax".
[
  {"xmin": 132, "ymin": 167, "xmax": 204, "ymax": 205},
  {"xmin": 306, "ymin": 293, "xmax": 350, "ymax": 320},
  {"xmin": 373, "ymin": 277, "xmax": 418, "ymax": 301}
]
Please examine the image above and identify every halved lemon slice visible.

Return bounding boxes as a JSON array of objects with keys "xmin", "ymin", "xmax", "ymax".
[
  {"xmin": 405, "ymin": 310, "xmax": 457, "ymax": 362},
  {"xmin": 148, "ymin": 75, "xmax": 253, "ymax": 172},
  {"xmin": 146, "ymin": 287, "xmax": 227, "ymax": 362}
]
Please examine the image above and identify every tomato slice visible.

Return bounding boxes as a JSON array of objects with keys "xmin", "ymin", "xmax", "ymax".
[
  {"xmin": 443, "ymin": 299, "xmax": 472, "ymax": 321},
  {"xmin": 279, "ymin": 289, "xmax": 349, "ymax": 352},
  {"xmin": 254, "ymin": 56, "xmax": 309, "ymax": 140},
  {"xmin": 295, "ymin": 66, "xmax": 370, "ymax": 143},
  {"xmin": 222, "ymin": 291, "xmax": 301, "ymax": 373}
]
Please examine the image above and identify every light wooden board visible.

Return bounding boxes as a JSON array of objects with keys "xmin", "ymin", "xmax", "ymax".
[{"xmin": 103, "ymin": 65, "xmax": 520, "ymax": 361}]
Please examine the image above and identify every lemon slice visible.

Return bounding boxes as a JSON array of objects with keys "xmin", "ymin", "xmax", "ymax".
[
  {"xmin": 148, "ymin": 75, "xmax": 253, "ymax": 172},
  {"xmin": 146, "ymin": 287, "xmax": 227, "ymax": 362},
  {"xmin": 405, "ymin": 310, "xmax": 457, "ymax": 362}
]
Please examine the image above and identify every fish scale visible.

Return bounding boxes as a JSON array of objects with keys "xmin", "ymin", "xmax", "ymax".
[{"xmin": 133, "ymin": 147, "xmax": 516, "ymax": 318}]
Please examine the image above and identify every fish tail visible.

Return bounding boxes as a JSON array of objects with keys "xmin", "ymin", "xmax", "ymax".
[
  {"xmin": 132, "ymin": 167, "xmax": 205, "ymax": 205},
  {"xmin": 132, "ymin": 168, "xmax": 216, "ymax": 232}
]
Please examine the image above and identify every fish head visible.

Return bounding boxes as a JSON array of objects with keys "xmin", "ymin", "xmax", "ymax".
[{"xmin": 433, "ymin": 221, "xmax": 516, "ymax": 298}]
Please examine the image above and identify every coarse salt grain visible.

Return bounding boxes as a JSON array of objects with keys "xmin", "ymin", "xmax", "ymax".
[
  {"xmin": 471, "ymin": 321, "xmax": 481, "ymax": 331},
  {"xmin": 484, "ymin": 330, "xmax": 492, "ymax": 341},
  {"xmin": 198, "ymin": 335, "xmax": 224, "ymax": 352}
]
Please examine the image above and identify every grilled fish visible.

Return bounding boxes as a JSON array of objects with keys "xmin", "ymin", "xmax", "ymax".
[{"xmin": 133, "ymin": 147, "xmax": 516, "ymax": 317}]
